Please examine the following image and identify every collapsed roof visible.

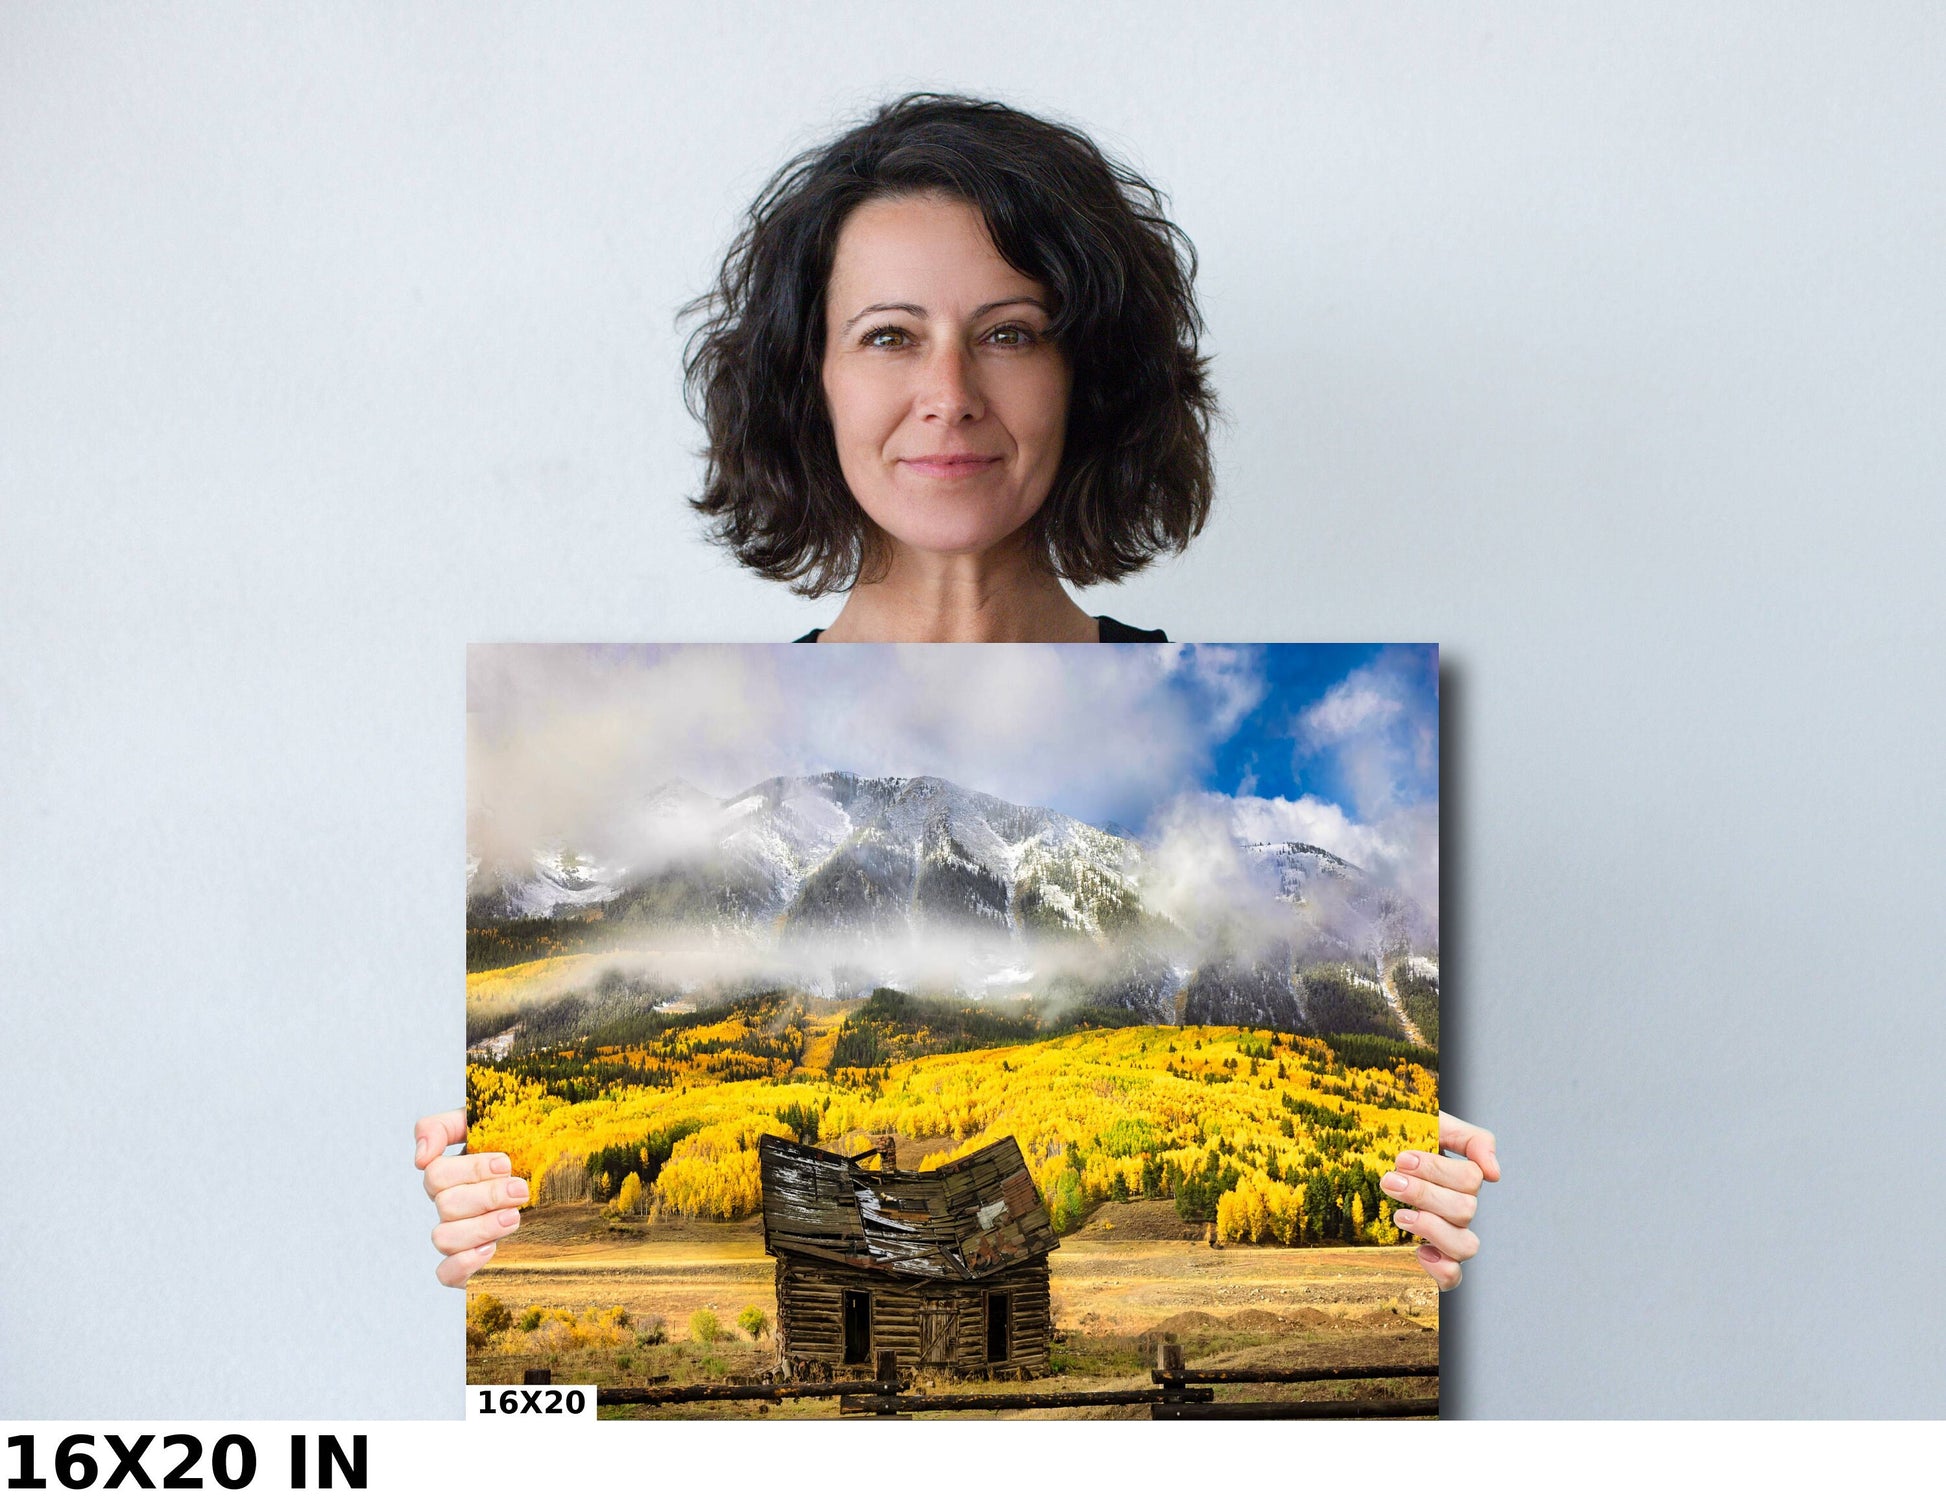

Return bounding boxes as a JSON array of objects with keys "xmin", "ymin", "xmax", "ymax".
[{"xmin": 757, "ymin": 1133, "xmax": 1059, "ymax": 1280}]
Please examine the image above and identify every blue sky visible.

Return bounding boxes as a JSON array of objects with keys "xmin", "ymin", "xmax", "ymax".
[{"xmin": 1199, "ymin": 644, "xmax": 1440, "ymax": 824}]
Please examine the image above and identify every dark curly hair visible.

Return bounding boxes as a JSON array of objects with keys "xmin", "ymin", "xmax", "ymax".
[{"xmin": 682, "ymin": 92, "xmax": 1217, "ymax": 598}]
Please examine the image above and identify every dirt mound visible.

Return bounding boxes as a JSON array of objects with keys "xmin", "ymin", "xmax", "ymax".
[
  {"xmin": 1195, "ymin": 1325, "xmax": 1437, "ymax": 1373},
  {"xmin": 1131, "ymin": 1302, "xmax": 1428, "ymax": 1349},
  {"xmin": 1133, "ymin": 1307, "xmax": 1323, "ymax": 1343},
  {"xmin": 1225, "ymin": 1307, "xmax": 1312, "ymax": 1333},
  {"xmin": 1133, "ymin": 1309, "xmax": 1221, "ymax": 1336}
]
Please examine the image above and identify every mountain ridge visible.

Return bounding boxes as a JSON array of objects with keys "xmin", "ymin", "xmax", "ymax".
[{"xmin": 467, "ymin": 770, "xmax": 1433, "ymax": 1032}]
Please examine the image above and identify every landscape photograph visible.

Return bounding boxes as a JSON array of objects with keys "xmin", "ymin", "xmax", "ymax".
[{"xmin": 463, "ymin": 641, "xmax": 1442, "ymax": 1418}]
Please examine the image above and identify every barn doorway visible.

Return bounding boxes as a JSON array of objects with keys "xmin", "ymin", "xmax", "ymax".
[
  {"xmin": 842, "ymin": 1290, "xmax": 871, "ymax": 1365},
  {"xmin": 985, "ymin": 1291, "xmax": 1011, "ymax": 1362},
  {"xmin": 919, "ymin": 1300, "xmax": 957, "ymax": 1366}
]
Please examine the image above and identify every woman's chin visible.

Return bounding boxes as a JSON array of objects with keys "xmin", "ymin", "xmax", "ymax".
[{"xmin": 874, "ymin": 510, "xmax": 1038, "ymax": 562}]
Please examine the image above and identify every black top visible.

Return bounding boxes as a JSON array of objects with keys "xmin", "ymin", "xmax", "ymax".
[{"xmin": 794, "ymin": 614, "xmax": 1167, "ymax": 644}]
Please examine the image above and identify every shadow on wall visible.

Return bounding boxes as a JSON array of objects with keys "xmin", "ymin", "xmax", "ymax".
[{"xmin": 1436, "ymin": 652, "xmax": 1470, "ymax": 1420}]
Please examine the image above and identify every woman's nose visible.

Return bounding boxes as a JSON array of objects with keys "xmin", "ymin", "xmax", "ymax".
[{"xmin": 916, "ymin": 342, "xmax": 984, "ymax": 423}]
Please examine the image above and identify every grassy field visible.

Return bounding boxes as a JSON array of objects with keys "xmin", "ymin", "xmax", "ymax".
[
  {"xmin": 462, "ymin": 972, "xmax": 1442, "ymax": 1417},
  {"xmin": 466, "ymin": 1201, "xmax": 1437, "ymax": 1418}
]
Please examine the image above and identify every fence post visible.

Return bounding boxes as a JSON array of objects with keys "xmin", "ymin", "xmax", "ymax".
[
  {"xmin": 1157, "ymin": 1334, "xmax": 1184, "ymax": 1401},
  {"xmin": 875, "ymin": 1349, "xmax": 900, "ymax": 1395},
  {"xmin": 523, "ymin": 1368, "xmax": 552, "ymax": 1386}
]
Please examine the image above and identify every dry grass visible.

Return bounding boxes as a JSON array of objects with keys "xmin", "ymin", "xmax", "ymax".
[{"xmin": 466, "ymin": 1202, "xmax": 1437, "ymax": 1416}]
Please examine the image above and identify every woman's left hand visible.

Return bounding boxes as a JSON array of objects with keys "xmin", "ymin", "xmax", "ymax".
[{"xmin": 1383, "ymin": 1111, "xmax": 1499, "ymax": 1291}]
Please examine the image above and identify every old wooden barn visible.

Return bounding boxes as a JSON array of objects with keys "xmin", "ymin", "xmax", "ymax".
[{"xmin": 757, "ymin": 1133, "xmax": 1060, "ymax": 1381}]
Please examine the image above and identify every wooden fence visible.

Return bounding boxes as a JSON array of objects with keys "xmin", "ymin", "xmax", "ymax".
[{"xmin": 541, "ymin": 1336, "xmax": 1438, "ymax": 1419}]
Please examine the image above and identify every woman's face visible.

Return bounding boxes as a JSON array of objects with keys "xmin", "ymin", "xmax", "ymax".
[{"xmin": 821, "ymin": 193, "xmax": 1071, "ymax": 562}]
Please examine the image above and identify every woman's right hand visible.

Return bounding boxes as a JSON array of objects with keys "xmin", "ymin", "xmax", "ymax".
[{"xmin": 415, "ymin": 1108, "xmax": 527, "ymax": 1287}]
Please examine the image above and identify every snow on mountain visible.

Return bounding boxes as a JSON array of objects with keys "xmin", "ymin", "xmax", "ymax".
[
  {"xmin": 467, "ymin": 773, "xmax": 1432, "ymax": 1027},
  {"xmin": 1242, "ymin": 840, "xmax": 1363, "ymax": 900},
  {"xmin": 468, "ymin": 846, "xmax": 623, "ymax": 922},
  {"xmin": 686, "ymin": 772, "xmax": 1146, "ymax": 943},
  {"xmin": 1244, "ymin": 839, "xmax": 1434, "ymax": 965}
]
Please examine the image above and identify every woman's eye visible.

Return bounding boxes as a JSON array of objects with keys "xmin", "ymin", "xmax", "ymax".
[
  {"xmin": 861, "ymin": 326, "xmax": 910, "ymax": 348},
  {"xmin": 985, "ymin": 325, "xmax": 1037, "ymax": 347}
]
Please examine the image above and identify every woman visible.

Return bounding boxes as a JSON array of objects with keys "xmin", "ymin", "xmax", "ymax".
[{"xmin": 418, "ymin": 93, "xmax": 1497, "ymax": 1291}]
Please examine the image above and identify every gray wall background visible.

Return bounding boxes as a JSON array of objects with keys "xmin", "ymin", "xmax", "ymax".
[{"xmin": 3, "ymin": 3, "xmax": 1942, "ymax": 1419}]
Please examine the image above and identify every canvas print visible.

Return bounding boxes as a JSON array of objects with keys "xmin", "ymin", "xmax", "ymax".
[{"xmin": 464, "ymin": 642, "xmax": 1441, "ymax": 1417}]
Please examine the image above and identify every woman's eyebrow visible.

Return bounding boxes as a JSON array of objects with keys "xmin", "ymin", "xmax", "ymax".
[
  {"xmin": 839, "ymin": 301, "xmax": 925, "ymax": 333},
  {"xmin": 838, "ymin": 296, "xmax": 1049, "ymax": 333},
  {"xmin": 971, "ymin": 296, "xmax": 1049, "ymax": 320}
]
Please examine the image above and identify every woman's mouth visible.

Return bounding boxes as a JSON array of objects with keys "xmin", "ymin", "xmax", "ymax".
[{"xmin": 900, "ymin": 454, "xmax": 1002, "ymax": 478}]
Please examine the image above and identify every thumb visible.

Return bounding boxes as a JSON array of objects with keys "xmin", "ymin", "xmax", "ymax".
[
  {"xmin": 414, "ymin": 1108, "xmax": 468, "ymax": 1170},
  {"xmin": 1439, "ymin": 1111, "xmax": 1500, "ymax": 1182}
]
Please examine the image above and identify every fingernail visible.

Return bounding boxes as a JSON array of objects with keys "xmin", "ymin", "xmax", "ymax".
[
  {"xmin": 416, "ymin": 1137, "xmax": 428, "ymax": 1164},
  {"xmin": 507, "ymin": 1179, "xmax": 529, "ymax": 1201},
  {"xmin": 477, "ymin": 1241, "xmax": 497, "ymax": 1260},
  {"xmin": 1381, "ymin": 1172, "xmax": 1409, "ymax": 1195},
  {"xmin": 1394, "ymin": 1208, "xmax": 1417, "ymax": 1227},
  {"xmin": 498, "ymin": 1209, "xmax": 520, "ymax": 1228},
  {"xmin": 491, "ymin": 1155, "xmax": 511, "ymax": 1175},
  {"xmin": 1488, "ymin": 1153, "xmax": 1501, "ymax": 1177},
  {"xmin": 1417, "ymin": 1243, "xmax": 1441, "ymax": 1262},
  {"xmin": 1397, "ymin": 1151, "xmax": 1420, "ymax": 1172}
]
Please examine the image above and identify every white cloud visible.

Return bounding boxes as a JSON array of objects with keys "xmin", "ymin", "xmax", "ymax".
[
  {"xmin": 1300, "ymin": 676, "xmax": 1404, "ymax": 747},
  {"xmin": 466, "ymin": 642, "xmax": 1264, "ymax": 864},
  {"xmin": 1227, "ymin": 792, "xmax": 1398, "ymax": 870},
  {"xmin": 1175, "ymin": 643, "xmax": 1267, "ymax": 740},
  {"xmin": 1292, "ymin": 650, "xmax": 1438, "ymax": 821},
  {"xmin": 1137, "ymin": 793, "xmax": 1289, "ymax": 944},
  {"xmin": 1196, "ymin": 790, "xmax": 1440, "ymax": 930}
]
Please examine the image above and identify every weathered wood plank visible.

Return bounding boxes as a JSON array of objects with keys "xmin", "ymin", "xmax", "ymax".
[
  {"xmin": 600, "ymin": 1377, "xmax": 896, "ymax": 1406},
  {"xmin": 1154, "ymin": 1363, "xmax": 1439, "ymax": 1385},
  {"xmin": 1152, "ymin": 1397, "xmax": 1440, "ymax": 1420},
  {"xmin": 841, "ymin": 1387, "xmax": 1214, "ymax": 1414},
  {"xmin": 776, "ymin": 1249, "xmax": 1053, "ymax": 1380}
]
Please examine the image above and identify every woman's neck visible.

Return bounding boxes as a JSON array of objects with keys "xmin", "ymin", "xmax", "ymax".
[{"xmin": 817, "ymin": 536, "xmax": 1099, "ymax": 643}]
